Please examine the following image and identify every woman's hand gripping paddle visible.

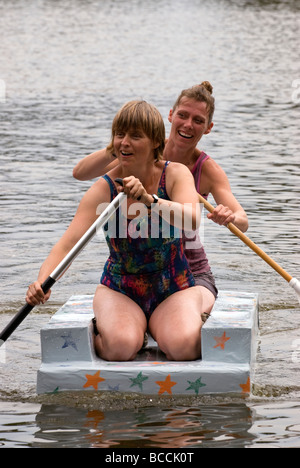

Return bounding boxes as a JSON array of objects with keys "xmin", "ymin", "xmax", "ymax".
[
  {"xmin": 199, "ymin": 194, "xmax": 300, "ymax": 305},
  {"xmin": 0, "ymin": 188, "xmax": 127, "ymax": 347}
]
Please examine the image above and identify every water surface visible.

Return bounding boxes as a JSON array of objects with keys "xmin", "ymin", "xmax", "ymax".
[{"xmin": 0, "ymin": 0, "xmax": 299, "ymax": 448}]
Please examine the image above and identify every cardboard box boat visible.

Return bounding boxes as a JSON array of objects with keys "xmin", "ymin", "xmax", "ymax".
[{"xmin": 37, "ymin": 291, "xmax": 259, "ymax": 396}]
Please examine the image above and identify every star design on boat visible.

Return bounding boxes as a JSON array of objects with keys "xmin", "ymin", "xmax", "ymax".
[
  {"xmin": 213, "ymin": 331, "xmax": 231, "ymax": 350},
  {"xmin": 186, "ymin": 377, "xmax": 206, "ymax": 395},
  {"xmin": 60, "ymin": 331, "xmax": 78, "ymax": 351},
  {"xmin": 83, "ymin": 370, "xmax": 105, "ymax": 390},
  {"xmin": 240, "ymin": 377, "xmax": 250, "ymax": 394},
  {"xmin": 47, "ymin": 386, "xmax": 59, "ymax": 394},
  {"xmin": 129, "ymin": 372, "xmax": 149, "ymax": 391},
  {"xmin": 108, "ymin": 384, "xmax": 120, "ymax": 391},
  {"xmin": 155, "ymin": 374, "xmax": 177, "ymax": 395}
]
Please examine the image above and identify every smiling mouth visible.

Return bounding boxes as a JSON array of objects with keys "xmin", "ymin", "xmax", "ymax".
[
  {"xmin": 121, "ymin": 151, "xmax": 133, "ymax": 157},
  {"xmin": 178, "ymin": 131, "xmax": 193, "ymax": 139}
]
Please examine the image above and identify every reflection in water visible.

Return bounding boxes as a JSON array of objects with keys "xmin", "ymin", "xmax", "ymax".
[
  {"xmin": 1, "ymin": 399, "xmax": 299, "ymax": 448},
  {"xmin": 33, "ymin": 402, "xmax": 254, "ymax": 448}
]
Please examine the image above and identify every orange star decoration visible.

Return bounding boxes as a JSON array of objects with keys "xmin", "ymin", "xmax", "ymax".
[
  {"xmin": 213, "ymin": 331, "xmax": 231, "ymax": 350},
  {"xmin": 240, "ymin": 377, "xmax": 250, "ymax": 394},
  {"xmin": 83, "ymin": 370, "xmax": 105, "ymax": 390},
  {"xmin": 156, "ymin": 374, "xmax": 177, "ymax": 395}
]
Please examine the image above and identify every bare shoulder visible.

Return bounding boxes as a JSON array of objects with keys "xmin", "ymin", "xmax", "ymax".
[
  {"xmin": 201, "ymin": 157, "xmax": 230, "ymax": 190},
  {"xmin": 202, "ymin": 157, "xmax": 226, "ymax": 178},
  {"xmin": 81, "ymin": 175, "xmax": 112, "ymax": 206},
  {"xmin": 165, "ymin": 161, "xmax": 198, "ymax": 200},
  {"xmin": 105, "ymin": 164, "xmax": 123, "ymax": 180},
  {"xmin": 166, "ymin": 161, "xmax": 194, "ymax": 179}
]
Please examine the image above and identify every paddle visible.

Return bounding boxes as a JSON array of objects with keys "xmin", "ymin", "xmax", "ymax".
[
  {"xmin": 199, "ymin": 194, "xmax": 300, "ymax": 304},
  {"xmin": 0, "ymin": 189, "xmax": 127, "ymax": 347}
]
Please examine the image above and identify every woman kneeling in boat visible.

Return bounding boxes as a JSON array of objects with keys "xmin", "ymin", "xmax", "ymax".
[
  {"xmin": 73, "ymin": 82, "xmax": 249, "ymax": 329},
  {"xmin": 26, "ymin": 100, "xmax": 203, "ymax": 362}
]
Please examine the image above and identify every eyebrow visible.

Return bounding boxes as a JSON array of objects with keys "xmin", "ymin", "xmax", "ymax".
[{"xmin": 177, "ymin": 109, "xmax": 206, "ymax": 122}]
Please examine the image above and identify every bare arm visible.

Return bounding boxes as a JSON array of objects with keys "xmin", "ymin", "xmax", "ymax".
[
  {"xmin": 120, "ymin": 163, "xmax": 200, "ymax": 231},
  {"xmin": 73, "ymin": 148, "xmax": 119, "ymax": 181},
  {"xmin": 164, "ymin": 163, "xmax": 201, "ymax": 230},
  {"xmin": 203, "ymin": 159, "xmax": 249, "ymax": 232},
  {"xmin": 26, "ymin": 178, "xmax": 111, "ymax": 305}
]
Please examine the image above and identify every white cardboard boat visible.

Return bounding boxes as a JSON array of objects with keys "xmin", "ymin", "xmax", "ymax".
[{"xmin": 37, "ymin": 291, "xmax": 259, "ymax": 396}]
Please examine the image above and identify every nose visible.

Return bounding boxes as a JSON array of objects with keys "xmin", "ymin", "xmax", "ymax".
[
  {"xmin": 120, "ymin": 133, "xmax": 130, "ymax": 146},
  {"xmin": 184, "ymin": 117, "xmax": 193, "ymax": 129}
]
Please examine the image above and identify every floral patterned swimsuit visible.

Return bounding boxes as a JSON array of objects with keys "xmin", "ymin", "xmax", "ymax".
[{"xmin": 100, "ymin": 161, "xmax": 195, "ymax": 319}]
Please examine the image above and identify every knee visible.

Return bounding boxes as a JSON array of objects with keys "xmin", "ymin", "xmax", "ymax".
[
  {"xmin": 157, "ymin": 329, "xmax": 201, "ymax": 361},
  {"xmin": 95, "ymin": 328, "xmax": 143, "ymax": 361}
]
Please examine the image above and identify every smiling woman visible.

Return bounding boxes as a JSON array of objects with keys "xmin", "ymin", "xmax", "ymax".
[
  {"xmin": 107, "ymin": 100, "xmax": 165, "ymax": 163},
  {"xmin": 166, "ymin": 98, "xmax": 214, "ymax": 164},
  {"xmin": 92, "ymin": 101, "xmax": 203, "ymax": 362},
  {"xmin": 72, "ymin": 83, "xmax": 249, "ymax": 342},
  {"xmin": 169, "ymin": 81, "xmax": 215, "ymax": 147},
  {"xmin": 25, "ymin": 100, "xmax": 204, "ymax": 363}
]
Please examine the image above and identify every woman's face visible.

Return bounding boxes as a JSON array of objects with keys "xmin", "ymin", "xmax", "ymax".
[
  {"xmin": 168, "ymin": 98, "xmax": 213, "ymax": 149},
  {"xmin": 113, "ymin": 128, "xmax": 157, "ymax": 166}
]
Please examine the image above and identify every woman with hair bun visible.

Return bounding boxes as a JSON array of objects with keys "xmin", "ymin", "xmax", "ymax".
[
  {"xmin": 73, "ymin": 83, "xmax": 249, "ymax": 354},
  {"xmin": 161, "ymin": 82, "xmax": 248, "ymax": 315}
]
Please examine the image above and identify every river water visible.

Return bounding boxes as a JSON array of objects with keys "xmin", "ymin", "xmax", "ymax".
[{"xmin": 0, "ymin": 0, "xmax": 300, "ymax": 449}]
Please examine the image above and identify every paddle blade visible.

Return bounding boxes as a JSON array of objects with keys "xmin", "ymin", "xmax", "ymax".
[
  {"xmin": 0, "ymin": 276, "xmax": 56, "ymax": 345},
  {"xmin": 0, "ymin": 302, "xmax": 34, "ymax": 345},
  {"xmin": 289, "ymin": 278, "xmax": 300, "ymax": 305}
]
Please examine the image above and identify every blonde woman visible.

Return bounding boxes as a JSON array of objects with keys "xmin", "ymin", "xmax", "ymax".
[
  {"xmin": 73, "ymin": 82, "xmax": 249, "ymax": 321},
  {"xmin": 26, "ymin": 101, "xmax": 204, "ymax": 361}
]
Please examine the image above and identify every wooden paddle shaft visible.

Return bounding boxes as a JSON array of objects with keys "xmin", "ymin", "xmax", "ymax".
[{"xmin": 199, "ymin": 194, "xmax": 293, "ymax": 283}]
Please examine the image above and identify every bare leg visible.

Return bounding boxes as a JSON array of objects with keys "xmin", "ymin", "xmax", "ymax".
[
  {"xmin": 93, "ymin": 285, "xmax": 147, "ymax": 361},
  {"xmin": 149, "ymin": 286, "xmax": 215, "ymax": 361}
]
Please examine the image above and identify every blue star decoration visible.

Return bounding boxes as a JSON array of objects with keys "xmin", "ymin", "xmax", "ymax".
[
  {"xmin": 186, "ymin": 377, "xmax": 206, "ymax": 394},
  {"xmin": 129, "ymin": 372, "xmax": 149, "ymax": 391},
  {"xmin": 108, "ymin": 384, "xmax": 120, "ymax": 391},
  {"xmin": 60, "ymin": 332, "xmax": 78, "ymax": 351}
]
